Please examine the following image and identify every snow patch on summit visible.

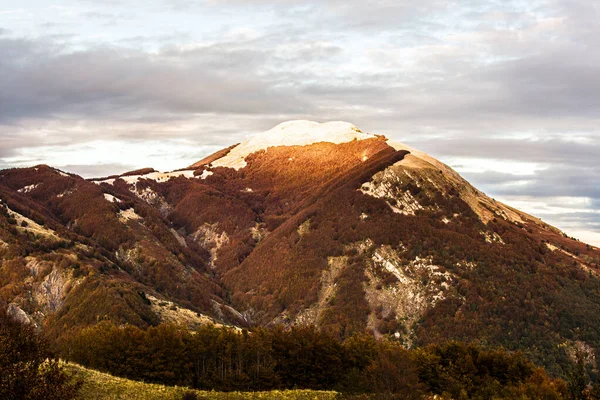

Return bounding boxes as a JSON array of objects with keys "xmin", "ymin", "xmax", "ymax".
[{"xmin": 211, "ymin": 120, "xmax": 375, "ymax": 170}]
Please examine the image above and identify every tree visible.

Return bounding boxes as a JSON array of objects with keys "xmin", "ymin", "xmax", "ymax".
[
  {"xmin": 0, "ymin": 310, "xmax": 81, "ymax": 399},
  {"xmin": 358, "ymin": 341, "xmax": 423, "ymax": 398},
  {"xmin": 567, "ymin": 352, "xmax": 588, "ymax": 400}
]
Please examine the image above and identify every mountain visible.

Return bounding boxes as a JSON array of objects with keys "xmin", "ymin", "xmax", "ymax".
[{"xmin": 1, "ymin": 120, "xmax": 599, "ymax": 373}]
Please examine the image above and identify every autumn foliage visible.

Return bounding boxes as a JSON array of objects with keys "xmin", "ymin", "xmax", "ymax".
[
  {"xmin": 1, "ymin": 134, "xmax": 600, "ymax": 389},
  {"xmin": 66, "ymin": 321, "xmax": 567, "ymax": 399},
  {"xmin": 0, "ymin": 310, "xmax": 80, "ymax": 399}
]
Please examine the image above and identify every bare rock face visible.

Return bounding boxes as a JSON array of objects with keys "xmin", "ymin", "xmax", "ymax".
[
  {"xmin": 35, "ymin": 269, "xmax": 71, "ymax": 313},
  {"xmin": 191, "ymin": 223, "xmax": 230, "ymax": 268},
  {"xmin": 7, "ymin": 303, "xmax": 36, "ymax": 327},
  {"xmin": 360, "ymin": 167, "xmax": 427, "ymax": 216},
  {"xmin": 364, "ymin": 245, "xmax": 458, "ymax": 345}
]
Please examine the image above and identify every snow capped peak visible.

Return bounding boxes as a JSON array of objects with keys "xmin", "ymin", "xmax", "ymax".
[
  {"xmin": 211, "ymin": 120, "xmax": 376, "ymax": 170},
  {"xmin": 251, "ymin": 120, "xmax": 370, "ymax": 146}
]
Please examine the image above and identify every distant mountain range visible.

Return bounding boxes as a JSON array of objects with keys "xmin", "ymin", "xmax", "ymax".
[{"xmin": 1, "ymin": 120, "xmax": 599, "ymax": 374}]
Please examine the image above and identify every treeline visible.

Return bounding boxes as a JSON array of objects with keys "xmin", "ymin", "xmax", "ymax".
[{"xmin": 67, "ymin": 322, "xmax": 568, "ymax": 399}]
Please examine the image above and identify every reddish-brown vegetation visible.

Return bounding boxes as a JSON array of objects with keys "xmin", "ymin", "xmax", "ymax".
[{"xmin": 1, "ymin": 137, "xmax": 600, "ymax": 381}]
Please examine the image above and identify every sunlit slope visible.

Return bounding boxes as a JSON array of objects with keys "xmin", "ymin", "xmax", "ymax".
[{"xmin": 1, "ymin": 120, "xmax": 599, "ymax": 375}]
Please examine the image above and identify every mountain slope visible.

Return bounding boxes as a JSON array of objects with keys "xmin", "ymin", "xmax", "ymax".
[
  {"xmin": 1, "ymin": 121, "xmax": 599, "ymax": 374},
  {"xmin": 0, "ymin": 165, "xmax": 243, "ymax": 345}
]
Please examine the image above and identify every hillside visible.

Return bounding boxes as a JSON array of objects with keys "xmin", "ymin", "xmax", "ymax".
[{"xmin": 1, "ymin": 120, "xmax": 599, "ymax": 375}]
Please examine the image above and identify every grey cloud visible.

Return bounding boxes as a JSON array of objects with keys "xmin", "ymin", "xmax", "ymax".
[
  {"xmin": 475, "ymin": 51, "xmax": 600, "ymax": 119},
  {"xmin": 0, "ymin": 132, "xmax": 53, "ymax": 160},
  {"xmin": 3, "ymin": 0, "xmax": 600, "ymax": 136},
  {"xmin": 414, "ymin": 137, "xmax": 600, "ymax": 168},
  {"xmin": 57, "ymin": 163, "xmax": 139, "ymax": 178},
  {"xmin": 0, "ymin": 37, "xmax": 309, "ymax": 125},
  {"xmin": 498, "ymin": 167, "xmax": 600, "ymax": 199},
  {"xmin": 464, "ymin": 166, "xmax": 600, "ymax": 199},
  {"xmin": 459, "ymin": 171, "xmax": 528, "ymax": 187}
]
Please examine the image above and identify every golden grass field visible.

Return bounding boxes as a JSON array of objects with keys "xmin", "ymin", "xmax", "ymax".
[{"xmin": 65, "ymin": 363, "xmax": 341, "ymax": 400}]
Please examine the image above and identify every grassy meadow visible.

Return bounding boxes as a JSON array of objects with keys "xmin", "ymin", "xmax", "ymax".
[{"xmin": 65, "ymin": 362, "xmax": 341, "ymax": 400}]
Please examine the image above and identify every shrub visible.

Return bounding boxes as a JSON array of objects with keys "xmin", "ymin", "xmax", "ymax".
[
  {"xmin": 181, "ymin": 391, "xmax": 199, "ymax": 400},
  {"xmin": 0, "ymin": 310, "xmax": 81, "ymax": 399}
]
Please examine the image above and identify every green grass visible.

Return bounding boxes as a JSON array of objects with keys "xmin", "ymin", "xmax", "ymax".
[{"xmin": 64, "ymin": 362, "xmax": 340, "ymax": 400}]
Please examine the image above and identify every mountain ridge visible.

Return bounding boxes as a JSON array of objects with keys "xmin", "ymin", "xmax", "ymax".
[{"xmin": 1, "ymin": 121, "xmax": 599, "ymax": 375}]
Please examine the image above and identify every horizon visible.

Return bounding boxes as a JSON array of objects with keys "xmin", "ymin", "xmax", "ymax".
[{"xmin": 0, "ymin": 1, "xmax": 598, "ymax": 246}]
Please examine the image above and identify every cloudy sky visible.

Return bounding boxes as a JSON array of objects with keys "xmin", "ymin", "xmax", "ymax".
[{"xmin": 0, "ymin": 0, "xmax": 599, "ymax": 245}]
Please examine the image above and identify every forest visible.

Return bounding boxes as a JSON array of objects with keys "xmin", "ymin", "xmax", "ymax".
[
  {"xmin": 57, "ymin": 320, "xmax": 577, "ymax": 399},
  {"xmin": 2, "ymin": 145, "xmax": 600, "ymax": 400}
]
